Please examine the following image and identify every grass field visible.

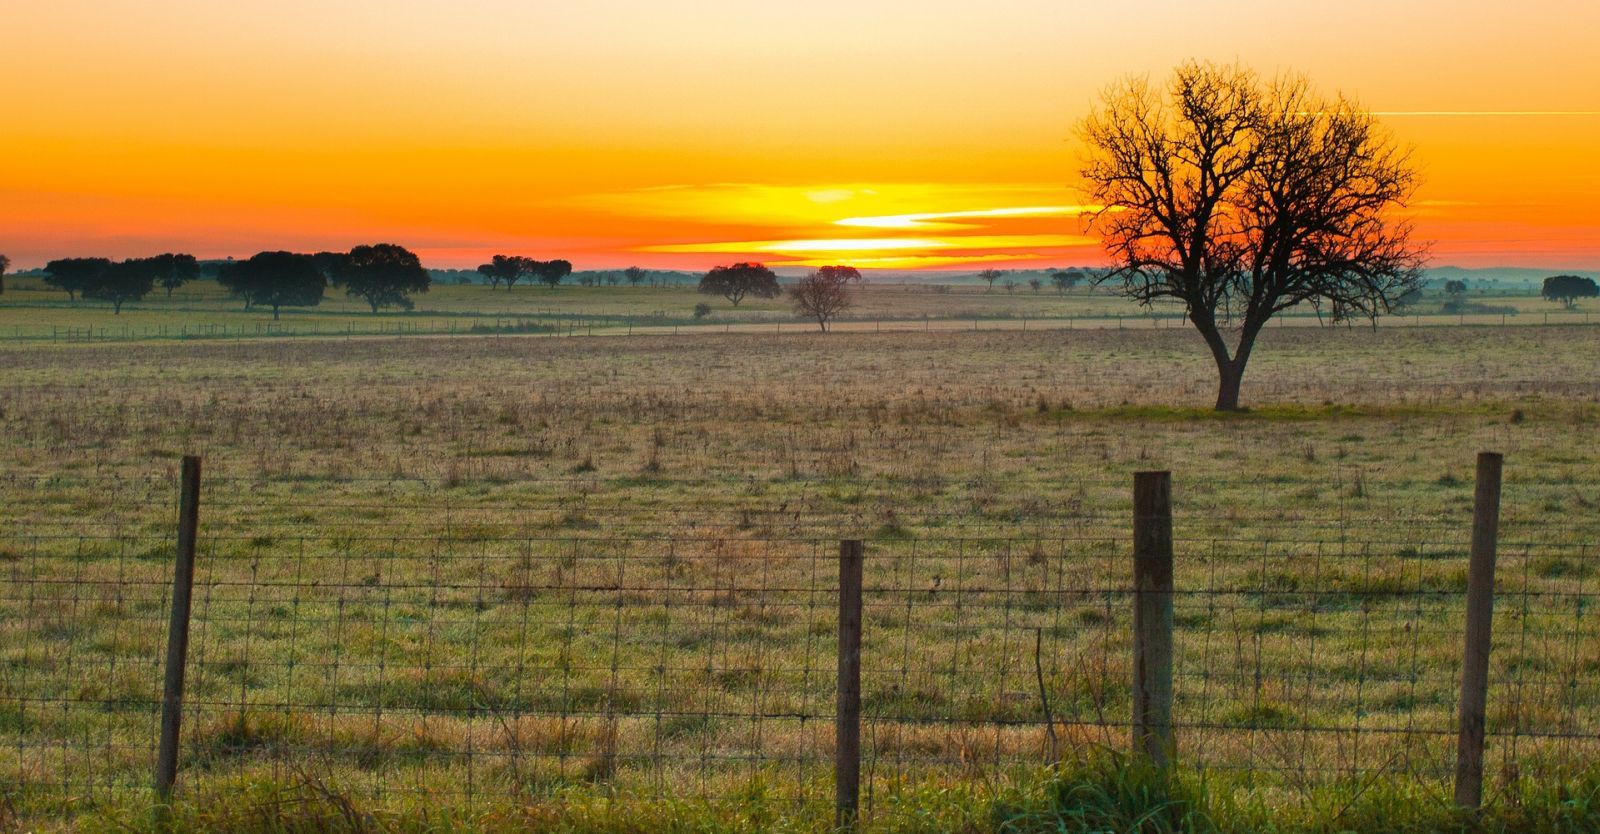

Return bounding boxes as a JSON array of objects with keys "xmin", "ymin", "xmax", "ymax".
[
  {"xmin": 2, "ymin": 317, "xmax": 1599, "ymax": 832},
  {"xmin": 0, "ymin": 279, "xmax": 1591, "ymax": 344}
]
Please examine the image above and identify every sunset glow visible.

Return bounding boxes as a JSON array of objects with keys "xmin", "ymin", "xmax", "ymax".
[{"xmin": 4, "ymin": 1, "xmax": 1599, "ymax": 271}]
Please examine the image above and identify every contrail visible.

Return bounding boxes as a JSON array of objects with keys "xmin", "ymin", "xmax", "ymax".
[{"xmin": 1368, "ymin": 111, "xmax": 1600, "ymax": 116}]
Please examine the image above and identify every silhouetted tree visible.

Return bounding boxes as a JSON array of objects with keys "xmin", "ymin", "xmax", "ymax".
[
  {"xmin": 86, "ymin": 259, "xmax": 158, "ymax": 314},
  {"xmin": 148, "ymin": 253, "xmax": 200, "ymax": 297},
  {"xmin": 43, "ymin": 257, "xmax": 112, "ymax": 301},
  {"xmin": 1028, "ymin": 277, "xmax": 1043, "ymax": 293},
  {"xmin": 217, "ymin": 251, "xmax": 327, "ymax": 319},
  {"xmin": 790, "ymin": 265, "xmax": 861, "ymax": 331},
  {"xmin": 1391, "ymin": 285, "xmax": 1424, "ymax": 313},
  {"xmin": 477, "ymin": 255, "xmax": 530, "ymax": 290},
  {"xmin": 699, "ymin": 262, "xmax": 780, "ymax": 307},
  {"xmin": 978, "ymin": 269, "xmax": 1005, "ymax": 291},
  {"xmin": 311, "ymin": 251, "xmax": 350, "ymax": 286},
  {"xmin": 0, "ymin": 253, "xmax": 8, "ymax": 295},
  {"xmin": 1050, "ymin": 269, "xmax": 1081, "ymax": 294},
  {"xmin": 533, "ymin": 259, "xmax": 573, "ymax": 288},
  {"xmin": 1542, "ymin": 275, "xmax": 1598, "ymax": 309},
  {"xmin": 624, "ymin": 266, "xmax": 648, "ymax": 286},
  {"xmin": 1079, "ymin": 62, "xmax": 1424, "ymax": 410},
  {"xmin": 340, "ymin": 243, "xmax": 430, "ymax": 313}
]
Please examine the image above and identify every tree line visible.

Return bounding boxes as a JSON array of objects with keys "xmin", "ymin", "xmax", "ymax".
[{"xmin": 29, "ymin": 244, "xmax": 431, "ymax": 316}]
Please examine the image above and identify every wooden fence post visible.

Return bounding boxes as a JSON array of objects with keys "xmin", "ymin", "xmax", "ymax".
[
  {"xmin": 837, "ymin": 539, "xmax": 865, "ymax": 828},
  {"xmin": 1454, "ymin": 451, "xmax": 1503, "ymax": 810},
  {"xmin": 155, "ymin": 455, "xmax": 202, "ymax": 802},
  {"xmin": 1132, "ymin": 471, "xmax": 1174, "ymax": 768}
]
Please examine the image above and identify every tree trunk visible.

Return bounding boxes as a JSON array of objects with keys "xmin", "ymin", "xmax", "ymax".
[
  {"xmin": 1214, "ymin": 359, "xmax": 1245, "ymax": 411},
  {"xmin": 113, "ymin": 300, "xmax": 123, "ymax": 315},
  {"xmin": 273, "ymin": 305, "xmax": 280, "ymax": 321}
]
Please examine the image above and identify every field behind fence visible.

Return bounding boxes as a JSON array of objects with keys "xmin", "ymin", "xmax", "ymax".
[{"xmin": 2, "ymin": 456, "xmax": 1598, "ymax": 826}]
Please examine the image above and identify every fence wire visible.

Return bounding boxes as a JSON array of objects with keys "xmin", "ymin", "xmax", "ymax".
[{"xmin": 2, "ymin": 476, "xmax": 1597, "ymax": 822}]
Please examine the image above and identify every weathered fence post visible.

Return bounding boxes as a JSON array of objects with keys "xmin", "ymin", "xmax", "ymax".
[
  {"xmin": 155, "ymin": 455, "xmax": 202, "ymax": 802},
  {"xmin": 1132, "ymin": 471, "xmax": 1174, "ymax": 768},
  {"xmin": 837, "ymin": 539, "xmax": 865, "ymax": 828},
  {"xmin": 1454, "ymin": 451, "xmax": 1503, "ymax": 810}
]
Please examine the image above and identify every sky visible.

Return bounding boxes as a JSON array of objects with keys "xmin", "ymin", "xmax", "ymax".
[{"xmin": 4, "ymin": 0, "xmax": 1599, "ymax": 272}]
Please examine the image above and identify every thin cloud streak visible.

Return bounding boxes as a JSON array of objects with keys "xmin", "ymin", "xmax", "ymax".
[{"xmin": 1368, "ymin": 111, "xmax": 1600, "ymax": 116}]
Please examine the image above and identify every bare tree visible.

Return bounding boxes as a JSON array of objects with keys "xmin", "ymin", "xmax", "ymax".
[
  {"xmin": 0, "ymin": 253, "xmax": 9, "ymax": 295},
  {"xmin": 1079, "ymin": 62, "xmax": 1424, "ymax": 410},
  {"xmin": 790, "ymin": 265, "xmax": 860, "ymax": 331},
  {"xmin": 977, "ymin": 268, "xmax": 1005, "ymax": 292}
]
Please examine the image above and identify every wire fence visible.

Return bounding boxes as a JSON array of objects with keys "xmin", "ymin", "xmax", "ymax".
[{"xmin": 2, "ymin": 463, "xmax": 1598, "ymax": 823}]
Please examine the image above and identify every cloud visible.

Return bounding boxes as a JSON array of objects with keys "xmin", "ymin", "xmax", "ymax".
[{"xmin": 834, "ymin": 205, "xmax": 1100, "ymax": 230}]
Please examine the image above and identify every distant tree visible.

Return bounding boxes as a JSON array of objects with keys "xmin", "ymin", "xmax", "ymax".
[
  {"xmin": 1079, "ymin": 61, "xmax": 1424, "ymax": 410},
  {"xmin": 340, "ymin": 243, "xmax": 430, "ymax": 313},
  {"xmin": 476, "ymin": 254, "xmax": 529, "ymax": 290},
  {"xmin": 217, "ymin": 251, "xmax": 327, "ymax": 319},
  {"xmin": 0, "ymin": 253, "xmax": 8, "ymax": 295},
  {"xmin": 476, "ymin": 262, "xmax": 503, "ymax": 289},
  {"xmin": 605, "ymin": 271, "xmax": 622, "ymax": 286},
  {"xmin": 148, "ymin": 253, "xmax": 200, "ymax": 297},
  {"xmin": 311, "ymin": 251, "xmax": 350, "ymax": 286},
  {"xmin": 1391, "ymin": 285, "xmax": 1424, "ymax": 313},
  {"xmin": 1542, "ymin": 274, "xmax": 1598, "ymax": 309},
  {"xmin": 1050, "ymin": 269, "xmax": 1081, "ymax": 294},
  {"xmin": 43, "ymin": 257, "xmax": 112, "ymax": 301},
  {"xmin": 699, "ymin": 262, "xmax": 780, "ymax": 307},
  {"xmin": 624, "ymin": 266, "xmax": 648, "ymax": 286},
  {"xmin": 532, "ymin": 259, "xmax": 573, "ymax": 288},
  {"xmin": 1002, "ymin": 277, "xmax": 1018, "ymax": 293},
  {"xmin": 978, "ymin": 268, "xmax": 1006, "ymax": 291},
  {"xmin": 1028, "ymin": 277, "xmax": 1043, "ymax": 293},
  {"xmin": 790, "ymin": 265, "xmax": 861, "ymax": 331},
  {"xmin": 1443, "ymin": 279, "xmax": 1467, "ymax": 297},
  {"xmin": 86, "ymin": 258, "xmax": 158, "ymax": 314},
  {"xmin": 693, "ymin": 302, "xmax": 712, "ymax": 319}
]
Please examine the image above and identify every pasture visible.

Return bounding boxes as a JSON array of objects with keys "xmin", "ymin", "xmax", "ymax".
[{"xmin": 2, "ymin": 320, "xmax": 1598, "ymax": 832}]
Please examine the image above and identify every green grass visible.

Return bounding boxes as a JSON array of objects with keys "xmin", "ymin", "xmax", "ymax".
[
  {"xmin": 1, "ymin": 319, "xmax": 1598, "ymax": 831},
  {"xmin": 0, "ymin": 279, "xmax": 1592, "ymax": 345}
]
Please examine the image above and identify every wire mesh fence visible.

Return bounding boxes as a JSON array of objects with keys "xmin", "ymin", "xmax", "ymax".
[{"xmin": 2, "ymin": 465, "xmax": 1598, "ymax": 823}]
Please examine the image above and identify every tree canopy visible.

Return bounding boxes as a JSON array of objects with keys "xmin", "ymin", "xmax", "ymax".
[
  {"xmin": 149, "ymin": 253, "xmax": 200, "ymax": 297},
  {"xmin": 1079, "ymin": 61, "xmax": 1424, "ymax": 410},
  {"xmin": 532, "ymin": 259, "xmax": 573, "ymax": 288},
  {"xmin": 0, "ymin": 253, "xmax": 9, "ymax": 295},
  {"xmin": 340, "ymin": 243, "xmax": 431, "ymax": 313},
  {"xmin": 217, "ymin": 251, "xmax": 327, "ymax": 319},
  {"xmin": 43, "ymin": 257, "xmax": 112, "ymax": 302},
  {"xmin": 1541, "ymin": 274, "xmax": 1598, "ymax": 309},
  {"xmin": 1050, "ymin": 269, "xmax": 1082, "ymax": 293},
  {"xmin": 85, "ymin": 259, "xmax": 157, "ymax": 314},
  {"xmin": 699, "ymin": 262, "xmax": 780, "ymax": 307},
  {"xmin": 477, "ymin": 255, "xmax": 532, "ymax": 290}
]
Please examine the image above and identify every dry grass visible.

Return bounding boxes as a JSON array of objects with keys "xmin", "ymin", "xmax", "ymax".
[{"xmin": 1, "ymin": 322, "xmax": 1598, "ymax": 831}]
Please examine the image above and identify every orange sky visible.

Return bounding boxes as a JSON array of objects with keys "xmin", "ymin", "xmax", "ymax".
[{"xmin": 4, "ymin": 1, "xmax": 1599, "ymax": 271}]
